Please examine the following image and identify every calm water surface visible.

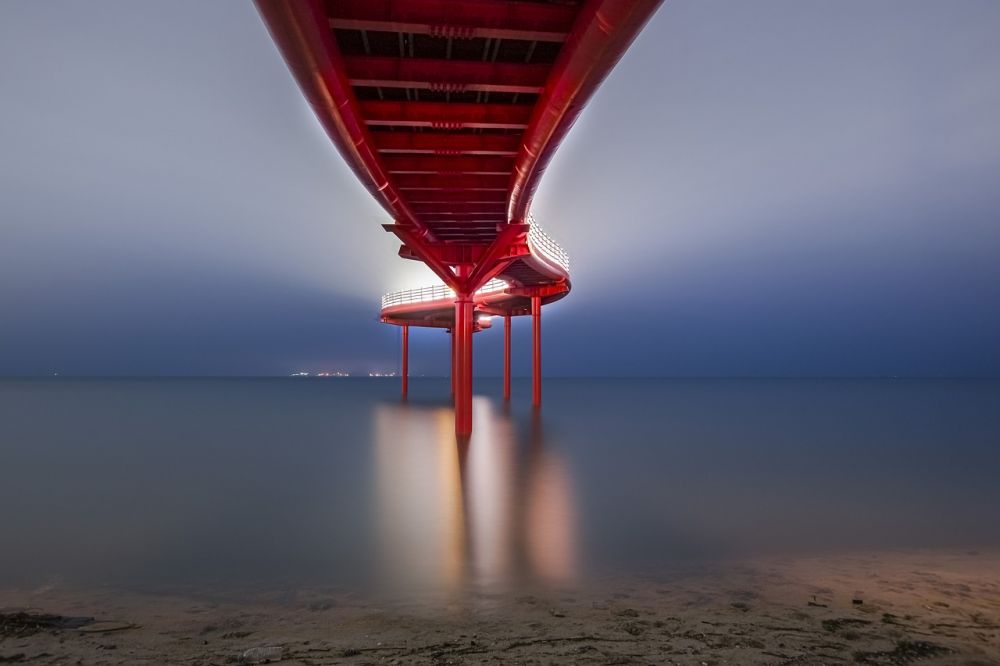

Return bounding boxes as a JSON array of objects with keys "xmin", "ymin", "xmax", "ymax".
[{"xmin": 2, "ymin": 378, "xmax": 998, "ymax": 599}]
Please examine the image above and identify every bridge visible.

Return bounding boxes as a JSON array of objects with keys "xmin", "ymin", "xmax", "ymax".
[{"xmin": 256, "ymin": 0, "xmax": 661, "ymax": 434}]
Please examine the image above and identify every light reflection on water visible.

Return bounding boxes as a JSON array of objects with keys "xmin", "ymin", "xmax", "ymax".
[
  {"xmin": 1, "ymin": 378, "xmax": 999, "ymax": 600},
  {"xmin": 372, "ymin": 397, "xmax": 576, "ymax": 594}
]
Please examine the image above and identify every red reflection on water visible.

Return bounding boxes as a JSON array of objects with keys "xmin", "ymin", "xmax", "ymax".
[{"xmin": 373, "ymin": 397, "xmax": 577, "ymax": 593}]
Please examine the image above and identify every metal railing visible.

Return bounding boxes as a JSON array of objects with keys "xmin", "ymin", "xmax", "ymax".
[
  {"xmin": 379, "ymin": 217, "xmax": 569, "ymax": 310},
  {"xmin": 527, "ymin": 215, "xmax": 570, "ymax": 271},
  {"xmin": 381, "ymin": 278, "xmax": 508, "ymax": 310}
]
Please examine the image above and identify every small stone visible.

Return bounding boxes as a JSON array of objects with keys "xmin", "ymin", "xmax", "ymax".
[
  {"xmin": 77, "ymin": 622, "xmax": 136, "ymax": 634},
  {"xmin": 241, "ymin": 646, "xmax": 283, "ymax": 663}
]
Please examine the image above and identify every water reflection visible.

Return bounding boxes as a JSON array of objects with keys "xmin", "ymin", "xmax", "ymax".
[
  {"xmin": 3, "ymin": 379, "xmax": 998, "ymax": 598},
  {"xmin": 373, "ymin": 397, "xmax": 576, "ymax": 594}
]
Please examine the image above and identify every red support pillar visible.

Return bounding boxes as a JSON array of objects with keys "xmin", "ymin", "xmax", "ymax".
[
  {"xmin": 450, "ymin": 328, "xmax": 456, "ymax": 399},
  {"xmin": 401, "ymin": 324, "xmax": 409, "ymax": 398},
  {"xmin": 503, "ymin": 314, "xmax": 511, "ymax": 401},
  {"xmin": 454, "ymin": 294, "xmax": 474, "ymax": 435},
  {"xmin": 531, "ymin": 295, "xmax": 542, "ymax": 407}
]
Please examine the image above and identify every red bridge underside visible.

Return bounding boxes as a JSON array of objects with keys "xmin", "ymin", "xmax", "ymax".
[
  {"xmin": 256, "ymin": 0, "xmax": 661, "ymax": 433},
  {"xmin": 256, "ymin": 0, "xmax": 659, "ymax": 297}
]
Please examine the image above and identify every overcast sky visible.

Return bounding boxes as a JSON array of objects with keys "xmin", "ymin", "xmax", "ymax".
[{"xmin": 2, "ymin": 1, "xmax": 999, "ymax": 377}]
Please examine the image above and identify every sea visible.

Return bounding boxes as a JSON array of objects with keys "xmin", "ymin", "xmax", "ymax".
[{"xmin": 2, "ymin": 377, "xmax": 998, "ymax": 601}]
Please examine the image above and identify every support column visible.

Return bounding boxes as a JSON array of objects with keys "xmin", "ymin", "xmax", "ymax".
[
  {"xmin": 450, "ymin": 328, "xmax": 456, "ymax": 399},
  {"xmin": 531, "ymin": 295, "xmax": 542, "ymax": 407},
  {"xmin": 454, "ymin": 294, "xmax": 474, "ymax": 436},
  {"xmin": 400, "ymin": 325, "xmax": 409, "ymax": 398},
  {"xmin": 503, "ymin": 314, "xmax": 511, "ymax": 401}
]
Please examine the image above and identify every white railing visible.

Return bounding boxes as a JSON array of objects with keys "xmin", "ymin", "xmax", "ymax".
[
  {"xmin": 379, "ymin": 217, "xmax": 569, "ymax": 310},
  {"xmin": 381, "ymin": 278, "xmax": 508, "ymax": 310},
  {"xmin": 527, "ymin": 215, "xmax": 570, "ymax": 271}
]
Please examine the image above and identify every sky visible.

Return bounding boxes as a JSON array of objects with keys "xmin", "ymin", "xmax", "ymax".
[{"xmin": 1, "ymin": 1, "xmax": 999, "ymax": 377}]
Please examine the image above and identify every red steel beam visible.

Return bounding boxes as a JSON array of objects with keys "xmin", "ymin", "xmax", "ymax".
[
  {"xmin": 401, "ymin": 324, "xmax": 409, "ymax": 398},
  {"xmin": 531, "ymin": 294, "xmax": 541, "ymax": 407},
  {"xmin": 420, "ymin": 214, "xmax": 506, "ymax": 223},
  {"xmin": 383, "ymin": 155, "xmax": 514, "ymax": 175},
  {"xmin": 425, "ymin": 229, "xmax": 500, "ymax": 237},
  {"xmin": 507, "ymin": 0, "xmax": 663, "ymax": 222},
  {"xmin": 382, "ymin": 315, "xmax": 452, "ymax": 328},
  {"xmin": 465, "ymin": 223, "xmax": 529, "ymax": 291},
  {"xmin": 395, "ymin": 173, "xmax": 508, "ymax": 190},
  {"xmin": 432, "ymin": 232, "xmax": 499, "ymax": 239},
  {"xmin": 373, "ymin": 132, "xmax": 520, "ymax": 156},
  {"xmin": 399, "ymin": 243, "xmax": 482, "ymax": 264},
  {"xmin": 406, "ymin": 191, "xmax": 507, "ymax": 203},
  {"xmin": 325, "ymin": 0, "xmax": 575, "ymax": 42},
  {"xmin": 503, "ymin": 315, "xmax": 511, "ymax": 401},
  {"xmin": 374, "ymin": 316, "xmax": 489, "ymax": 331},
  {"xmin": 422, "ymin": 217, "xmax": 507, "ymax": 227},
  {"xmin": 454, "ymin": 272, "xmax": 474, "ymax": 435},
  {"xmin": 423, "ymin": 227, "xmax": 502, "ymax": 237},
  {"xmin": 411, "ymin": 202, "xmax": 507, "ymax": 215},
  {"xmin": 506, "ymin": 283, "xmax": 569, "ymax": 299},
  {"xmin": 360, "ymin": 100, "xmax": 533, "ymax": 130},
  {"xmin": 397, "ymin": 240, "xmax": 522, "ymax": 265},
  {"xmin": 477, "ymin": 305, "xmax": 518, "ymax": 317},
  {"xmin": 450, "ymin": 328, "xmax": 456, "ymax": 398},
  {"xmin": 436, "ymin": 236, "xmax": 497, "ymax": 243},
  {"xmin": 423, "ymin": 232, "xmax": 500, "ymax": 241},
  {"xmin": 344, "ymin": 56, "xmax": 548, "ymax": 94}
]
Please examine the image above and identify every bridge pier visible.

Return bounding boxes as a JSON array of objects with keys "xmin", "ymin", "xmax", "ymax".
[
  {"xmin": 259, "ymin": 0, "xmax": 658, "ymax": 437},
  {"xmin": 449, "ymin": 328, "xmax": 456, "ymax": 399},
  {"xmin": 532, "ymin": 295, "xmax": 542, "ymax": 407},
  {"xmin": 503, "ymin": 314, "xmax": 511, "ymax": 401},
  {"xmin": 454, "ymin": 294, "xmax": 474, "ymax": 436},
  {"xmin": 401, "ymin": 324, "xmax": 409, "ymax": 399}
]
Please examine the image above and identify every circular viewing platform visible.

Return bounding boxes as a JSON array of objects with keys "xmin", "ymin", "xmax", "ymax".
[{"xmin": 380, "ymin": 219, "xmax": 571, "ymax": 329}]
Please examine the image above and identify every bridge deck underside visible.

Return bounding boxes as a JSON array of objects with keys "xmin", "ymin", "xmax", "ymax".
[
  {"xmin": 327, "ymin": 0, "xmax": 580, "ymax": 244},
  {"xmin": 257, "ymin": 0, "xmax": 659, "ymax": 292}
]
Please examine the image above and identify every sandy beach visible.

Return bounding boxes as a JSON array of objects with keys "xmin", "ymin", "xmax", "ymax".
[{"xmin": 2, "ymin": 549, "xmax": 998, "ymax": 665}]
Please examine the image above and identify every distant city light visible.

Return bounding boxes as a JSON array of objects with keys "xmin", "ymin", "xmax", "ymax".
[
  {"xmin": 290, "ymin": 370, "xmax": 401, "ymax": 377},
  {"xmin": 290, "ymin": 370, "xmax": 351, "ymax": 377}
]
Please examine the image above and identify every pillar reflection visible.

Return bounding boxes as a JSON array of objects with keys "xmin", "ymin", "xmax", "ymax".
[{"xmin": 372, "ymin": 396, "xmax": 577, "ymax": 594}]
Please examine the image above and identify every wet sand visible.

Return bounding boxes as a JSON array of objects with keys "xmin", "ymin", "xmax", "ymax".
[{"xmin": 2, "ymin": 550, "xmax": 998, "ymax": 665}]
